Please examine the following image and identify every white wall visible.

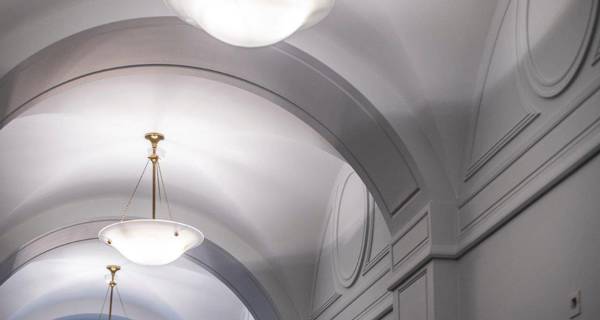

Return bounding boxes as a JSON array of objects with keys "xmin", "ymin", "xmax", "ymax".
[
  {"xmin": 310, "ymin": 0, "xmax": 600, "ymax": 319},
  {"xmin": 458, "ymin": 152, "xmax": 600, "ymax": 320}
]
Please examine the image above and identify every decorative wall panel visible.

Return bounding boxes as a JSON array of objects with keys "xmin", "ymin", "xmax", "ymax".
[
  {"xmin": 516, "ymin": 0, "xmax": 597, "ymax": 98},
  {"xmin": 362, "ymin": 200, "xmax": 391, "ymax": 275},
  {"xmin": 466, "ymin": 0, "xmax": 540, "ymax": 180},
  {"xmin": 460, "ymin": 0, "xmax": 600, "ymax": 250},
  {"xmin": 391, "ymin": 212, "xmax": 429, "ymax": 268},
  {"xmin": 396, "ymin": 271, "xmax": 428, "ymax": 320},
  {"xmin": 333, "ymin": 171, "xmax": 369, "ymax": 288},
  {"xmin": 311, "ymin": 166, "xmax": 392, "ymax": 320},
  {"xmin": 311, "ymin": 208, "xmax": 341, "ymax": 319}
]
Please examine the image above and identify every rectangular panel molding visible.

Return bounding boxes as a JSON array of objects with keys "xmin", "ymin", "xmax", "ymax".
[{"xmin": 391, "ymin": 211, "xmax": 429, "ymax": 268}]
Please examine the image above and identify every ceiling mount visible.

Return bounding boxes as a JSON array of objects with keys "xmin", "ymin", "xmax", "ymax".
[{"xmin": 144, "ymin": 132, "xmax": 164, "ymax": 148}]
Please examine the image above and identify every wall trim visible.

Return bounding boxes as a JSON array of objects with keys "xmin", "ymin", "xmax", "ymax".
[
  {"xmin": 465, "ymin": 112, "xmax": 539, "ymax": 180},
  {"xmin": 458, "ymin": 106, "xmax": 600, "ymax": 252},
  {"xmin": 388, "ymin": 124, "xmax": 600, "ymax": 292},
  {"xmin": 391, "ymin": 210, "xmax": 430, "ymax": 269},
  {"xmin": 459, "ymin": 74, "xmax": 600, "ymax": 235},
  {"xmin": 463, "ymin": 0, "xmax": 513, "ymax": 184},
  {"xmin": 310, "ymin": 198, "xmax": 341, "ymax": 320},
  {"xmin": 362, "ymin": 245, "xmax": 390, "ymax": 276},
  {"xmin": 461, "ymin": 2, "xmax": 600, "ymax": 207},
  {"xmin": 316, "ymin": 266, "xmax": 389, "ymax": 320},
  {"xmin": 311, "ymin": 293, "xmax": 342, "ymax": 320},
  {"xmin": 333, "ymin": 171, "xmax": 369, "ymax": 288},
  {"xmin": 362, "ymin": 194, "xmax": 390, "ymax": 276},
  {"xmin": 517, "ymin": 0, "xmax": 598, "ymax": 98},
  {"xmin": 353, "ymin": 291, "xmax": 392, "ymax": 320}
]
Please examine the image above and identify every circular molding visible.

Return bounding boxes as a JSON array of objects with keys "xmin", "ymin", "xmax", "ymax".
[
  {"xmin": 517, "ymin": 0, "xmax": 598, "ymax": 98},
  {"xmin": 332, "ymin": 171, "xmax": 369, "ymax": 288}
]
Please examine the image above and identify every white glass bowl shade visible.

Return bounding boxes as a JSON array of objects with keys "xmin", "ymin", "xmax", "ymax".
[
  {"xmin": 164, "ymin": 0, "xmax": 335, "ymax": 47},
  {"xmin": 98, "ymin": 219, "xmax": 204, "ymax": 266}
]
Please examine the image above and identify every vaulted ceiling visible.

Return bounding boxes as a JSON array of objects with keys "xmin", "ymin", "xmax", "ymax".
[{"xmin": 0, "ymin": 0, "xmax": 502, "ymax": 319}]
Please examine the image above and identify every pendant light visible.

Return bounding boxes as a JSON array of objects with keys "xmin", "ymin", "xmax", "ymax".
[
  {"xmin": 164, "ymin": 0, "xmax": 335, "ymax": 47},
  {"xmin": 98, "ymin": 133, "xmax": 204, "ymax": 266}
]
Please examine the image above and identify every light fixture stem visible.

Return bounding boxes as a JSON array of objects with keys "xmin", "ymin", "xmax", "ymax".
[
  {"xmin": 108, "ymin": 285, "xmax": 114, "ymax": 320},
  {"xmin": 106, "ymin": 265, "xmax": 121, "ymax": 320},
  {"xmin": 144, "ymin": 132, "xmax": 164, "ymax": 220},
  {"xmin": 152, "ymin": 156, "xmax": 157, "ymax": 220}
]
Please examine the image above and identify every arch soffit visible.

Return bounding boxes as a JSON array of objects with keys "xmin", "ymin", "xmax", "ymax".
[{"xmin": 0, "ymin": 17, "xmax": 432, "ymax": 229}]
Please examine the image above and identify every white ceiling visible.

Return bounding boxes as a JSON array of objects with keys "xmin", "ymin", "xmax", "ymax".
[
  {"xmin": 0, "ymin": 0, "xmax": 503, "ymax": 318},
  {"xmin": 0, "ymin": 0, "xmax": 500, "ymax": 191},
  {"xmin": 0, "ymin": 240, "xmax": 254, "ymax": 320},
  {"xmin": 0, "ymin": 70, "xmax": 344, "ymax": 318}
]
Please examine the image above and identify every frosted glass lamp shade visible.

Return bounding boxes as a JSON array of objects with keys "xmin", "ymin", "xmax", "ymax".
[
  {"xmin": 164, "ymin": 0, "xmax": 335, "ymax": 47},
  {"xmin": 98, "ymin": 219, "xmax": 204, "ymax": 266}
]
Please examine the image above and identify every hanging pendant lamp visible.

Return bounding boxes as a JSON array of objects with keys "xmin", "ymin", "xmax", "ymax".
[
  {"xmin": 164, "ymin": 0, "xmax": 335, "ymax": 47},
  {"xmin": 98, "ymin": 133, "xmax": 204, "ymax": 266}
]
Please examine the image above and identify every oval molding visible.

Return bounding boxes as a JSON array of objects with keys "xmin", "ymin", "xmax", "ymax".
[
  {"xmin": 517, "ymin": 0, "xmax": 598, "ymax": 98},
  {"xmin": 333, "ymin": 171, "xmax": 369, "ymax": 288}
]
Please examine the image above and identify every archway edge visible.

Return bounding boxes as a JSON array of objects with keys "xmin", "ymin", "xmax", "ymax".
[
  {"xmin": 0, "ymin": 219, "xmax": 281, "ymax": 320},
  {"xmin": 0, "ymin": 17, "xmax": 424, "ymax": 225}
]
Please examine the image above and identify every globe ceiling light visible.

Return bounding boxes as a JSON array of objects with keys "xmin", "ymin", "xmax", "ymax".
[
  {"xmin": 98, "ymin": 133, "xmax": 204, "ymax": 266},
  {"xmin": 164, "ymin": 0, "xmax": 336, "ymax": 47}
]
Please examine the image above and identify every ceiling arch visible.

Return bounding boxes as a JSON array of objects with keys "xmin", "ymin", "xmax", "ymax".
[
  {"xmin": 0, "ymin": 70, "xmax": 347, "ymax": 320},
  {"xmin": 0, "ymin": 227, "xmax": 266, "ymax": 320},
  {"xmin": 0, "ymin": 17, "xmax": 429, "ymax": 225},
  {"xmin": 0, "ymin": 1, "xmax": 507, "ymax": 317},
  {"xmin": 0, "ymin": 16, "xmax": 465, "ymax": 318}
]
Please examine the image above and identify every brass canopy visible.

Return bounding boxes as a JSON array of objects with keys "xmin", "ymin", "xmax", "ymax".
[
  {"xmin": 106, "ymin": 264, "xmax": 121, "ymax": 288},
  {"xmin": 144, "ymin": 132, "xmax": 164, "ymax": 148},
  {"xmin": 107, "ymin": 265, "xmax": 121, "ymax": 273}
]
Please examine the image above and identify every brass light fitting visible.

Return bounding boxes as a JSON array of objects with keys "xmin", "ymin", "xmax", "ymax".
[
  {"xmin": 105, "ymin": 264, "xmax": 121, "ymax": 320},
  {"xmin": 97, "ymin": 132, "xmax": 204, "ymax": 266}
]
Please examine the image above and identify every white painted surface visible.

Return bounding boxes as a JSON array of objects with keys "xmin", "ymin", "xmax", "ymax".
[
  {"xmin": 1, "ymin": 1, "xmax": 600, "ymax": 320},
  {"xmin": 0, "ymin": 241, "xmax": 254, "ymax": 320},
  {"xmin": 0, "ymin": 0, "xmax": 500, "ymax": 197},
  {"xmin": 0, "ymin": 71, "xmax": 344, "ymax": 319},
  {"xmin": 459, "ymin": 153, "xmax": 600, "ymax": 320}
]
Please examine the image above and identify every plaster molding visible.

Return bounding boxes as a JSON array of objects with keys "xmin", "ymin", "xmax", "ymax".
[
  {"xmin": 462, "ymin": 0, "xmax": 600, "ymax": 208},
  {"xmin": 391, "ymin": 210, "xmax": 430, "ymax": 269},
  {"xmin": 310, "ymin": 200, "xmax": 342, "ymax": 320},
  {"xmin": 458, "ymin": 89, "xmax": 600, "ymax": 249},
  {"xmin": 310, "ymin": 293, "xmax": 342, "ymax": 320},
  {"xmin": 464, "ymin": 0, "xmax": 541, "ymax": 182},
  {"xmin": 333, "ymin": 171, "xmax": 369, "ymax": 288},
  {"xmin": 362, "ymin": 195, "xmax": 390, "ymax": 276},
  {"xmin": 460, "ymin": 72, "xmax": 600, "ymax": 232},
  {"xmin": 592, "ymin": 33, "xmax": 600, "ymax": 66},
  {"xmin": 352, "ymin": 291, "xmax": 392, "ymax": 320},
  {"xmin": 315, "ymin": 266, "xmax": 389, "ymax": 320},
  {"xmin": 465, "ymin": 112, "xmax": 539, "ymax": 180},
  {"xmin": 517, "ymin": 0, "xmax": 598, "ymax": 98}
]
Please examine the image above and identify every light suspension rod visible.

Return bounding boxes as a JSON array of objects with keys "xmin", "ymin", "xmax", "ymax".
[
  {"xmin": 106, "ymin": 265, "xmax": 121, "ymax": 320},
  {"xmin": 144, "ymin": 132, "xmax": 164, "ymax": 220}
]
